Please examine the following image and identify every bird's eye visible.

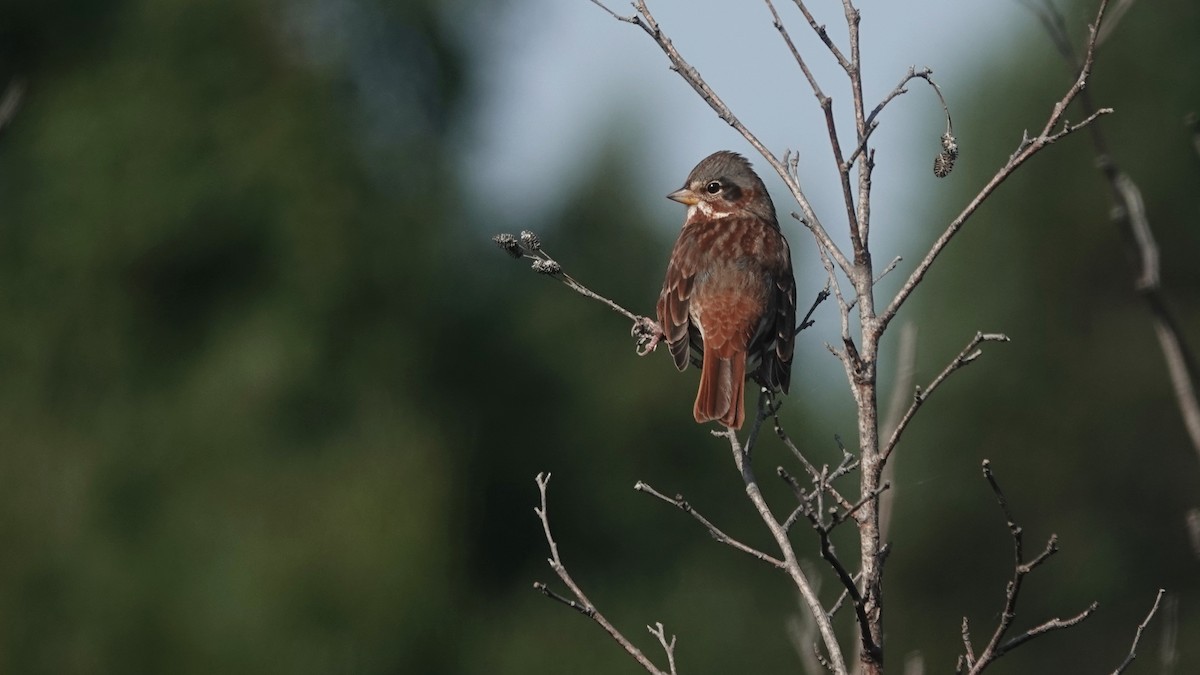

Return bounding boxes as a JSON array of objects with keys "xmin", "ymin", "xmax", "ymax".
[{"xmin": 705, "ymin": 181, "xmax": 722, "ymax": 194}]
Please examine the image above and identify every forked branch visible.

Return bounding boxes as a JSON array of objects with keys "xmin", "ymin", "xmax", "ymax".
[
  {"xmin": 634, "ymin": 480, "xmax": 785, "ymax": 567},
  {"xmin": 956, "ymin": 461, "xmax": 1098, "ymax": 673},
  {"xmin": 882, "ymin": 332, "xmax": 1010, "ymax": 461},
  {"xmin": 533, "ymin": 473, "xmax": 673, "ymax": 675}
]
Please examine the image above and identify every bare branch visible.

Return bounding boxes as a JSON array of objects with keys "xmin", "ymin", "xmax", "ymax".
[
  {"xmin": 828, "ymin": 568, "xmax": 864, "ymax": 620},
  {"xmin": 647, "ymin": 623, "xmax": 679, "ymax": 675},
  {"xmin": 997, "ymin": 602, "xmax": 1099, "ymax": 653},
  {"xmin": 586, "ymin": 0, "xmax": 640, "ymax": 24},
  {"xmin": 765, "ymin": 0, "xmax": 825, "ymax": 101},
  {"xmin": 773, "ymin": 423, "xmax": 854, "ymax": 512},
  {"xmin": 784, "ymin": 471, "xmax": 888, "ymax": 664},
  {"xmin": 765, "ymin": 0, "xmax": 862, "ymax": 251},
  {"xmin": 780, "ymin": 439, "xmax": 886, "ymax": 666},
  {"xmin": 790, "ymin": 0, "xmax": 851, "ymax": 71},
  {"xmin": 811, "ymin": 520, "xmax": 872, "ymax": 657},
  {"xmin": 812, "ymin": 238, "xmax": 856, "ymax": 370},
  {"xmin": 880, "ymin": 0, "xmax": 1113, "ymax": 334},
  {"xmin": 874, "ymin": 255, "xmax": 903, "ymax": 284},
  {"xmin": 493, "ymin": 231, "xmax": 672, "ymax": 357},
  {"xmin": 1110, "ymin": 588, "xmax": 1166, "ymax": 675},
  {"xmin": 849, "ymin": 67, "xmax": 956, "ymax": 178},
  {"xmin": 533, "ymin": 473, "xmax": 671, "ymax": 675},
  {"xmin": 958, "ymin": 461, "xmax": 1098, "ymax": 673},
  {"xmin": 492, "ymin": 232, "xmax": 639, "ymax": 322},
  {"xmin": 883, "ymin": 332, "xmax": 1010, "ymax": 461},
  {"xmin": 958, "ymin": 617, "xmax": 975, "ymax": 672},
  {"xmin": 533, "ymin": 582, "xmax": 594, "ymax": 617},
  {"xmin": 634, "ymin": 480, "xmax": 785, "ymax": 567},
  {"xmin": 796, "ymin": 285, "xmax": 832, "ymax": 336}
]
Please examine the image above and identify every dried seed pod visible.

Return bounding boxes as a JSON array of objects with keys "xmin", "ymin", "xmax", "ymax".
[
  {"xmin": 933, "ymin": 132, "xmax": 959, "ymax": 178},
  {"xmin": 492, "ymin": 233, "xmax": 523, "ymax": 258},
  {"xmin": 519, "ymin": 230, "xmax": 542, "ymax": 251}
]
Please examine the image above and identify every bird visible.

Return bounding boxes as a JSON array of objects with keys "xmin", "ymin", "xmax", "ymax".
[{"xmin": 655, "ymin": 150, "xmax": 796, "ymax": 430}]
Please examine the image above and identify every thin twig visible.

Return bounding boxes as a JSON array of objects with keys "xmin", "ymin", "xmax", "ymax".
[
  {"xmin": 874, "ymin": 255, "xmax": 903, "ymax": 284},
  {"xmin": 848, "ymin": 67, "xmax": 954, "ymax": 173},
  {"xmin": 882, "ymin": 332, "xmax": 1010, "ymax": 462},
  {"xmin": 491, "ymin": 232, "xmax": 639, "ymax": 322},
  {"xmin": 790, "ymin": 0, "xmax": 851, "ymax": 71},
  {"xmin": 647, "ymin": 622, "xmax": 679, "ymax": 675},
  {"xmin": 796, "ymin": 285, "xmax": 832, "ymax": 336},
  {"xmin": 995, "ymin": 602, "xmax": 1099, "ymax": 654},
  {"xmin": 765, "ymin": 0, "xmax": 824, "ymax": 104},
  {"xmin": 1110, "ymin": 589, "xmax": 1166, "ymax": 675},
  {"xmin": 812, "ymin": 237, "xmax": 855, "ymax": 370},
  {"xmin": 766, "ymin": 0, "xmax": 861, "ymax": 251},
  {"xmin": 533, "ymin": 473, "xmax": 670, "ymax": 675},
  {"xmin": 774, "ymin": 424, "xmax": 854, "ymax": 512},
  {"xmin": 634, "ymin": 480, "xmax": 785, "ymax": 567},
  {"xmin": 493, "ymin": 231, "xmax": 669, "ymax": 355},
  {"xmin": 810, "ymin": 516, "xmax": 872, "ymax": 655}
]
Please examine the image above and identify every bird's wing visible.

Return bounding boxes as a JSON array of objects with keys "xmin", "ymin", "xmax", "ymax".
[
  {"xmin": 657, "ymin": 232, "xmax": 698, "ymax": 372},
  {"xmin": 762, "ymin": 234, "xmax": 796, "ymax": 393}
]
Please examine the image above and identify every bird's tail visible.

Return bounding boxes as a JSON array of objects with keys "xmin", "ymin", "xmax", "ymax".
[{"xmin": 694, "ymin": 349, "xmax": 746, "ymax": 430}]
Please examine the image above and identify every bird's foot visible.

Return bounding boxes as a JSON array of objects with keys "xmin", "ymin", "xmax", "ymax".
[{"xmin": 632, "ymin": 316, "xmax": 663, "ymax": 356}]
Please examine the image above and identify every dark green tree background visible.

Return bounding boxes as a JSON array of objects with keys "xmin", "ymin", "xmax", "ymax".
[{"xmin": 0, "ymin": 0, "xmax": 1195, "ymax": 673}]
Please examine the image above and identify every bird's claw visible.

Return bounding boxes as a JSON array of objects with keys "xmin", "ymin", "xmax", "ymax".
[{"xmin": 632, "ymin": 316, "xmax": 663, "ymax": 356}]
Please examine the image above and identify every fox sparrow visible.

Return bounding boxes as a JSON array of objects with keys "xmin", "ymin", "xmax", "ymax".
[{"xmin": 656, "ymin": 151, "xmax": 796, "ymax": 429}]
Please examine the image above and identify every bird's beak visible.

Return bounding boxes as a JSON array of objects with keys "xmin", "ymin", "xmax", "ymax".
[{"xmin": 667, "ymin": 188, "xmax": 699, "ymax": 206}]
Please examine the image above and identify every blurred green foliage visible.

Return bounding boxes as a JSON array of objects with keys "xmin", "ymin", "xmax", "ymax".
[{"xmin": 0, "ymin": 0, "xmax": 1196, "ymax": 673}]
